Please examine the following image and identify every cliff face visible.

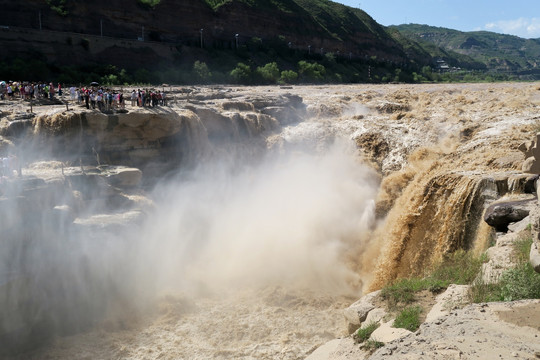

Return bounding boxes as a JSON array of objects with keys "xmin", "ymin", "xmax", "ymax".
[{"xmin": 0, "ymin": 0, "xmax": 408, "ymax": 67}]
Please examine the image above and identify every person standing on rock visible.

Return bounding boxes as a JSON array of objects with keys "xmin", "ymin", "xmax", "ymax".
[
  {"xmin": 84, "ymin": 88, "xmax": 90, "ymax": 109},
  {"xmin": 131, "ymin": 90, "xmax": 137, "ymax": 106},
  {"xmin": 70, "ymin": 86, "xmax": 76, "ymax": 101},
  {"xmin": 90, "ymin": 90, "xmax": 96, "ymax": 109}
]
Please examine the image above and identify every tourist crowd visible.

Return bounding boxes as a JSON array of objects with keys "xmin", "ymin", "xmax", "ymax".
[
  {"xmin": 0, "ymin": 81, "xmax": 62, "ymax": 100},
  {"xmin": 0, "ymin": 81, "xmax": 168, "ymax": 111}
]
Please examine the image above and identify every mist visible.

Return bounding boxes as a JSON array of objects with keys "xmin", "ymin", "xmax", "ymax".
[
  {"xmin": 135, "ymin": 140, "xmax": 379, "ymax": 297},
  {"xmin": 1, "ymin": 122, "xmax": 380, "ymax": 355}
]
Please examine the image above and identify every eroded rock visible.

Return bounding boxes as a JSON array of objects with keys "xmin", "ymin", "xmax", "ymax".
[
  {"xmin": 343, "ymin": 290, "xmax": 380, "ymax": 334},
  {"xmin": 483, "ymin": 197, "xmax": 535, "ymax": 231}
]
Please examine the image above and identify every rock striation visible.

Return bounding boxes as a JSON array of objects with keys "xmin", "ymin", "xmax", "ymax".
[{"xmin": 519, "ymin": 133, "xmax": 540, "ymax": 274}]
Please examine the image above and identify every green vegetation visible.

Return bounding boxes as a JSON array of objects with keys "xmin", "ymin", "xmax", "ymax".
[
  {"xmin": 470, "ymin": 236, "xmax": 540, "ymax": 303},
  {"xmin": 279, "ymin": 70, "xmax": 298, "ymax": 84},
  {"xmin": 3, "ymin": 0, "xmax": 539, "ymax": 84},
  {"xmin": 354, "ymin": 322, "xmax": 384, "ymax": 353},
  {"xmin": 138, "ymin": 0, "xmax": 161, "ymax": 8},
  {"xmin": 381, "ymin": 250, "xmax": 486, "ymax": 307},
  {"xmin": 256, "ymin": 62, "xmax": 280, "ymax": 84},
  {"xmin": 381, "ymin": 235, "xmax": 539, "ymax": 310},
  {"xmin": 362, "ymin": 339, "xmax": 384, "ymax": 352},
  {"xmin": 230, "ymin": 63, "xmax": 253, "ymax": 84},
  {"xmin": 46, "ymin": 0, "xmax": 68, "ymax": 16},
  {"xmin": 393, "ymin": 305, "xmax": 422, "ymax": 332},
  {"xmin": 192, "ymin": 61, "xmax": 212, "ymax": 84},
  {"xmin": 4, "ymin": 0, "xmax": 537, "ymax": 85},
  {"xmin": 354, "ymin": 322, "xmax": 379, "ymax": 343},
  {"xmin": 392, "ymin": 24, "xmax": 540, "ymax": 77}
]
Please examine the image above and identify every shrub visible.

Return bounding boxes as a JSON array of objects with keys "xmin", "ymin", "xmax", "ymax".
[
  {"xmin": 512, "ymin": 236, "xmax": 532, "ymax": 263},
  {"xmin": 279, "ymin": 70, "xmax": 298, "ymax": 84},
  {"xmin": 380, "ymin": 278, "xmax": 428, "ymax": 305},
  {"xmin": 133, "ymin": 68, "xmax": 152, "ymax": 84},
  {"xmin": 80, "ymin": 38, "xmax": 90, "ymax": 51},
  {"xmin": 138, "ymin": 0, "xmax": 161, "ymax": 8},
  {"xmin": 470, "ymin": 235, "xmax": 540, "ymax": 303},
  {"xmin": 46, "ymin": 0, "xmax": 68, "ymax": 16},
  {"xmin": 500, "ymin": 263, "xmax": 540, "ymax": 301},
  {"xmin": 298, "ymin": 61, "xmax": 325, "ymax": 82},
  {"xmin": 468, "ymin": 280, "xmax": 504, "ymax": 303},
  {"xmin": 255, "ymin": 62, "xmax": 280, "ymax": 84},
  {"xmin": 101, "ymin": 74, "xmax": 119, "ymax": 86},
  {"xmin": 381, "ymin": 250, "xmax": 486, "ymax": 307},
  {"xmin": 429, "ymin": 250, "xmax": 486, "ymax": 285},
  {"xmin": 193, "ymin": 61, "xmax": 212, "ymax": 84},
  {"xmin": 230, "ymin": 62, "xmax": 252, "ymax": 84},
  {"xmin": 354, "ymin": 322, "xmax": 379, "ymax": 343},
  {"xmin": 393, "ymin": 305, "xmax": 422, "ymax": 332}
]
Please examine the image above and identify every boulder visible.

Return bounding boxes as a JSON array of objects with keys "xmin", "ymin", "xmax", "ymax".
[
  {"xmin": 529, "ymin": 205, "xmax": 540, "ymax": 274},
  {"xmin": 522, "ymin": 156, "xmax": 540, "ymax": 174},
  {"xmin": 482, "ymin": 231, "xmax": 526, "ymax": 283},
  {"xmin": 305, "ymin": 337, "xmax": 369, "ymax": 360},
  {"xmin": 484, "ymin": 198, "xmax": 536, "ymax": 231},
  {"xmin": 507, "ymin": 215, "xmax": 530, "ymax": 233},
  {"xmin": 425, "ymin": 285, "xmax": 469, "ymax": 323},
  {"xmin": 343, "ymin": 290, "xmax": 380, "ymax": 334},
  {"xmin": 531, "ymin": 240, "xmax": 540, "ymax": 273},
  {"xmin": 100, "ymin": 166, "xmax": 142, "ymax": 187},
  {"xmin": 369, "ymin": 319, "xmax": 412, "ymax": 343},
  {"xmin": 362, "ymin": 308, "xmax": 387, "ymax": 328},
  {"xmin": 519, "ymin": 133, "xmax": 540, "ymax": 174}
]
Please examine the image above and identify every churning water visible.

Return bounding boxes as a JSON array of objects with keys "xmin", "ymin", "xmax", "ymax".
[{"xmin": 3, "ymin": 82, "xmax": 540, "ymax": 359}]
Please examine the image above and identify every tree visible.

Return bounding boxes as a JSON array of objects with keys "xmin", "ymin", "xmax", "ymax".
[
  {"xmin": 297, "ymin": 61, "xmax": 325, "ymax": 82},
  {"xmin": 256, "ymin": 62, "xmax": 280, "ymax": 84},
  {"xmin": 193, "ymin": 61, "xmax": 212, "ymax": 84},
  {"xmin": 230, "ymin": 62, "xmax": 252, "ymax": 84},
  {"xmin": 134, "ymin": 69, "xmax": 152, "ymax": 84},
  {"xmin": 279, "ymin": 70, "xmax": 298, "ymax": 84}
]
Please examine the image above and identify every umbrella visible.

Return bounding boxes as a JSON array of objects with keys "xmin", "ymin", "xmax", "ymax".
[
  {"xmin": 0, "ymin": 81, "xmax": 5, "ymax": 86},
  {"xmin": 90, "ymin": 81, "xmax": 99, "ymax": 86}
]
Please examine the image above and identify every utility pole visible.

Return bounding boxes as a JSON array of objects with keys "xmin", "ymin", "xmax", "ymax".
[
  {"xmin": 235, "ymin": 33, "xmax": 238, "ymax": 50},
  {"xmin": 39, "ymin": 11, "xmax": 42, "ymax": 31},
  {"xmin": 308, "ymin": 45, "xmax": 311, "ymax": 55},
  {"xmin": 200, "ymin": 28, "xmax": 204, "ymax": 48},
  {"xmin": 142, "ymin": 26, "xmax": 144, "ymax": 41},
  {"xmin": 100, "ymin": 19, "xmax": 103, "ymax": 37}
]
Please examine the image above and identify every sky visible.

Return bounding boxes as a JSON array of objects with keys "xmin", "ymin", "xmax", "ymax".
[{"xmin": 335, "ymin": 0, "xmax": 540, "ymax": 39}]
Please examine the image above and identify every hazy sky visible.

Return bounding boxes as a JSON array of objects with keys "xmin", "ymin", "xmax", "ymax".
[{"xmin": 335, "ymin": 0, "xmax": 540, "ymax": 39}]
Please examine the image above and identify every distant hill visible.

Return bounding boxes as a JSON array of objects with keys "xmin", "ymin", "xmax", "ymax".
[{"xmin": 392, "ymin": 24, "xmax": 540, "ymax": 74}]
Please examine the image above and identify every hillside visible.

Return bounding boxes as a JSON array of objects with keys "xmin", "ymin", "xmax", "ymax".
[
  {"xmin": 392, "ymin": 24, "xmax": 540, "ymax": 74},
  {"xmin": 0, "ymin": 0, "xmax": 411, "ymax": 64},
  {"xmin": 4, "ymin": 1, "xmax": 540, "ymax": 84},
  {"xmin": 0, "ymin": 0, "xmax": 431, "ymax": 84}
]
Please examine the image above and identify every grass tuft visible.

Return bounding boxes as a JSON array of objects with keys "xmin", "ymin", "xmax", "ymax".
[
  {"xmin": 393, "ymin": 305, "xmax": 422, "ymax": 332},
  {"xmin": 362, "ymin": 339, "xmax": 385, "ymax": 352},
  {"xmin": 354, "ymin": 322, "xmax": 379, "ymax": 343},
  {"xmin": 381, "ymin": 250, "xmax": 486, "ymax": 307},
  {"xmin": 470, "ymin": 235, "xmax": 540, "ymax": 302}
]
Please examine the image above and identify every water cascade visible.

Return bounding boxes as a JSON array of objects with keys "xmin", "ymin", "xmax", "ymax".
[{"xmin": 1, "ymin": 83, "xmax": 539, "ymax": 359}]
